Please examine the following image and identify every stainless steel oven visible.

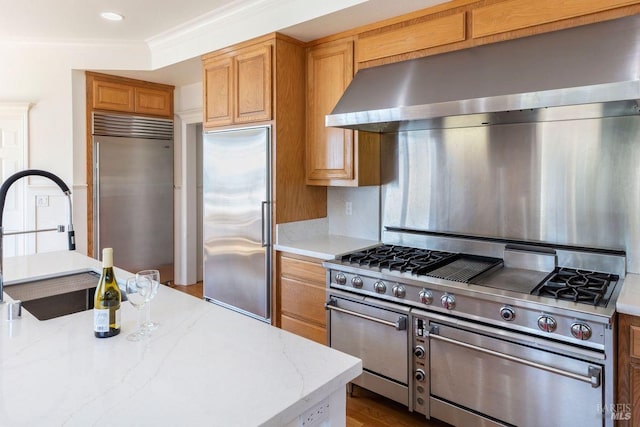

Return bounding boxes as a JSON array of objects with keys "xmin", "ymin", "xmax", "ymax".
[
  {"xmin": 324, "ymin": 237, "xmax": 623, "ymax": 427},
  {"xmin": 325, "ymin": 292, "xmax": 410, "ymax": 406},
  {"xmin": 413, "ymin": 309, "xmax": 606, "ymax": 427}
]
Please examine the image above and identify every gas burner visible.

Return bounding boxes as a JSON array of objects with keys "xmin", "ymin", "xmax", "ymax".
[
  {"xmin": 340, "ymin": 245, "xmax": 458, "ymax": 275},
  {"xmin": 532, "ymin": 268, "xmax": 619, "ymax": 306}
]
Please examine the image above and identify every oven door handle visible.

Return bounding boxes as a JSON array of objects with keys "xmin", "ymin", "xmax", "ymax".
[
  {"xmin": 429, "ymin": 332, "xmax": 601, "ymax": 388},
  {"xmin": 325, "ymin": 300, "xmax": 407, "ymax": 331}
]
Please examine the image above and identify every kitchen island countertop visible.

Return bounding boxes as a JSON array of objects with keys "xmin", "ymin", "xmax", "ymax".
[{"xmin": 0, "ymin": 251, "xmax": 361, "ymax": 426}]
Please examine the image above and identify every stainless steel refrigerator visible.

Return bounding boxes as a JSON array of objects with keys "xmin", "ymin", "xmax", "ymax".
[
  {"xmin": 203, "ymin": 125, "xmax": 271, "ymax": 322},
  {"xmin": 92, "ymin": 113, "xmax": 174, "ymax": 282}
]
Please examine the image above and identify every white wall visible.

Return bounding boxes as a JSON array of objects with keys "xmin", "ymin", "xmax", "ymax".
[{"xmin": 0, "ymin": 41, "xmax": 150, "ymax": 256}]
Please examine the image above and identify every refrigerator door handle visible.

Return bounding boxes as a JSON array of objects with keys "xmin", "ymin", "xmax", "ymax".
[{"xmin": 261, "ymin": 201, "xmax": 269, "ymax": 247}]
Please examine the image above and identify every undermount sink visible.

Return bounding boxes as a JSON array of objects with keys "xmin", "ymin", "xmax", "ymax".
[{"xmin": 4, "ymin": 270, "xmax": 119, "ymax": 321}]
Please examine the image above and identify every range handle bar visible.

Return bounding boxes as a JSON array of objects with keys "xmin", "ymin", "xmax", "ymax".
[{"xmin": 325, "ymin": 299, "xmax": 406, "ymax": 331}]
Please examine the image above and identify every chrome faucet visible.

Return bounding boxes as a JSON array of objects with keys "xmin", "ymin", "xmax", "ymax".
[{"xmin": 0, "ymin": 169, "xmax": 75, "ymax": 303}]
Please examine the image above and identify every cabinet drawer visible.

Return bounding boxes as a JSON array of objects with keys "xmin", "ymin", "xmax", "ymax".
[
  {"xmin": 281, "ymin": 315, "xmax": 327, "ymax": 345},
  {"xmin": 281, "ymin": 276, "xmax": 326, "ymax": 326},
  {"xmin": 280, "ymin": 255, "xmax": 326, "ymax": 285},
  {"xmin": 357, "ymin": 12, "xmax": 466, "ymax": 63}
]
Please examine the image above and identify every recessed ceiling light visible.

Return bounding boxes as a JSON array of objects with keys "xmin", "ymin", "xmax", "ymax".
[{"xmin": 100, "ymin": 12, "xmax": 124, "ymax": 21}]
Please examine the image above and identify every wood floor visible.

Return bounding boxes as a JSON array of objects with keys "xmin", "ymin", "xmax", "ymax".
[{"xmin": 167, "ymin": 282, "xmax": 449, "ymax": 427}]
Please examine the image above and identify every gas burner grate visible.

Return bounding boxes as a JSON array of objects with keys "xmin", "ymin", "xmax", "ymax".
[
  {"xmin": 340, "ymin": 245, "xmax": 458, "ymax": 274},
  {"xmin": 532, "ymin": 268, "xmax": 619, "ymax": 306}
]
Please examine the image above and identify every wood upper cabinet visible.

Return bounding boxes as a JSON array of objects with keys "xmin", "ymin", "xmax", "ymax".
[
  {"xmin": 276, "ymin": 252, "xmax": 327, "ymax": 345},
  {"xmin": 306, "ymin": 38, "xmax": 380, "ymax": 187},
  {"xmin": 202, "ymin": 43, "xmax": 271, "ymax": 128},
  {"xmin": 134, "ymin": 86, "xmax": 173, "ymax": 117},
  {"xmin": 472, "ymin": 0, "xmax": 640, "ymax": 38},
  {"xmin": 92, "ymin": 80, "xmax": 135, "ymax": 113},
  {"xmin": 88, "ymin": 72, "xmax": 173, "ymax": 118}
]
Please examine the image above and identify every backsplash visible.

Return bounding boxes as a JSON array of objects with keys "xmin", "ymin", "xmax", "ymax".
[{"xmin": 327, "ymin": 186, "xmax": 379, "ymax": 241}]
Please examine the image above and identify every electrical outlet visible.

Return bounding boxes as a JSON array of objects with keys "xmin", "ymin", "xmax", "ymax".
[
  {"xmin": 36, "ymin": 195, "xmax": 49, "ymax": 207},
  {"xmin": 345, "ymin": 201, "xmax": 352, "ymax": 216},
  {"xmin": 298, "ymin": 399, "xmax": 330, "ymax": 427}
]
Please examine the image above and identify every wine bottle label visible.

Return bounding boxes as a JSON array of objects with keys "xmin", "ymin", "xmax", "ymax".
[{"xmin": 94, "ymin": 308, "xmax": 110, "ymax": 333}]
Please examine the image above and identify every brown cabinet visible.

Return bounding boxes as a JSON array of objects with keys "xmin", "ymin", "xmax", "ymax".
[
  {"xmin": 618, "ymin": 313, "xmax": 640, "ymax": 425},
  {"xmin": 356, "ymin": 12, "xmax": 466, "ymax": 63},
  {"xmin": 202, "ymin": 43, "xmax": 271, "ymax": 128},
  {"xmin": 472, "ymin": 0, "xmax": 639, "ymax": 38},
  {"xmin": 305, "ymin": 38, "xmax": 380, "ymax": 187},
  {"xmin": 88, "ymin": 73, "xmax": 173, "ymax": 118},
  {"xmin": 276, "ymin": 252, "xmax": 327, "ymax": 345}
]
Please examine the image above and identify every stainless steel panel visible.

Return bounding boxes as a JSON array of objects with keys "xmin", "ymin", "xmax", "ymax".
[
  {"xmin": 328, "ymin": 295, "xmax": 409, "ymax": 385},
  {"xmin": 93, "ymin": 112, "xmax": 173, "ymax": 140},
  {"xmin": 381, "ymin": 115, "xmax": 640, "ymax": 272},
  {"xmin": 430, "ymin": 323, "xmax": 604, "ymax": 427},
  {"xmin": 351, "ymin": 371, "xmax": 409, "ymax": 407},
  {"xmin": 430, "ymin": 397, "xmax": 506, "ymax": 427},
  {"xmin": 203, "ymin": 126, "xmax": 270, "ymax": 322},
  {"xmin": 93, "ymin": 135, "xmax": 174, "ymax": 277},
  {"xmin": 327, "ymin": 15, "xmax": 640, "ymax": 132}
]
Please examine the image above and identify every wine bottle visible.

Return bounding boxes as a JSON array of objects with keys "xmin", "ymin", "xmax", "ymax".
[{"xmin": 94, "ymin": 247, "xmax": 121, "ymax": 338}]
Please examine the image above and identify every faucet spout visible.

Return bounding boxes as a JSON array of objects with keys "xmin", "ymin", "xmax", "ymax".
[{"xmin": 0, "ymin": 169, "xmax": 75, "ymax": 303}]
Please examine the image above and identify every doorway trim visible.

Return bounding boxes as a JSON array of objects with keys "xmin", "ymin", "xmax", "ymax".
[{"xmin": 175, "ymin": 108, "xmax": 201, "ymax": 285}]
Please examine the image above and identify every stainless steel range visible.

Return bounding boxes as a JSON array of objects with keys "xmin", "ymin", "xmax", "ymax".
[{"xmin": 324, "ymin": 233, "xmax": 624, "ymax": 427}]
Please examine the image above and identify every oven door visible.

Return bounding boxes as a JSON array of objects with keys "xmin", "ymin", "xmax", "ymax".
[
  {"xmin": 429, "ymin": 321, "xmax": 605, "ymax": 427},
  {"xmin": 326, "ymin": 293, "xmax": 410, "ymax": 406}
]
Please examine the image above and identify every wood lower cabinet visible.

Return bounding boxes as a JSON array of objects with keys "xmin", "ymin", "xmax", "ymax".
[
  {"xmin": 276, "ymin": 252, "xmax": 327, "ymax": 345},
  {"xmin": 617, "ymin": 313, "xmax": 640, "ymax": 426},
  {"xmin": 202, "ymin": 42, "xmax": 271, "ymax": 128},
  {"xmin": 305, "ymin": 38, "xmax": 380, "ymax": 187}
]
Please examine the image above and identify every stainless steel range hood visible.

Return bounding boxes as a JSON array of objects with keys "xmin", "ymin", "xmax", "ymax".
[{"xmin": 326, "ymin": 15, "xmax": 640, "ymax": 132}]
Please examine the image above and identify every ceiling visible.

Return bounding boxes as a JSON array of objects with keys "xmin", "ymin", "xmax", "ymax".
[{"xmin": 0, "ymin": 0, "xmax": 448, "ymax": 86}]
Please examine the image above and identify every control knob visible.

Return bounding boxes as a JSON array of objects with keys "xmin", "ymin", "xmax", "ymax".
[
  {"xmin": 441, "ymin": 294, "xmax": 456, "ymax": 310},
  {"xmin": 374, "ymin": 281, "xmax": 387, "ymax": 294},
  {"xmin": 414, "ymin": 346, "xmax": 426, "ymax": 359},
  {"xmin": 335, "ymin": 273, "xmax": 347, "ymax": 286},
  {"xmin": 571, "ymin": 323, "xmax": 592, "ymax": 340},
  {"xmin": 415, "ymin": 369, "xmax": 426, "ymax": 382},
  {"xmin": 351, "ymin": 276, "xmax": 363, "ymax": 289},
  {"xmin": 392, "ymin": 284, "xmax": 406, "ymax": 298},
  {"xmin": 500, "ymin": 306, "xmax": 516, "ymax": 321},
  {"xmin": 538, "ymin": 315, "xmax": 557, "ymax": 333},
  {"xmin": 419, "ymin": 289, "xmax": 433, "ymax": 305}
]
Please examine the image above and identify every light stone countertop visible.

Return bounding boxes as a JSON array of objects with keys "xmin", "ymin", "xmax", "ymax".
[
  {"xmin": 616, "ymin": 273, "xmax": 640, "ymax": 316},
  {"xmin": 274, "ymin": 234, "xmax": 380, "ymax": 260},
  {"xmin": 274, "ymin": 218, "xmax": 379, "ymax": 260},
  {"xmin": 0, "ymin": 251, "xmax": 361, "ymax": 427}
]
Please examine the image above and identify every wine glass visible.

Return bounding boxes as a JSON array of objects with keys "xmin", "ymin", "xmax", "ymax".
[
  {"xmin": 137, "ymin": 269, "xmax": 160, "ymax": 331},
  {"xmin": 125, "ymin": 276, "xmax": 151, "ymax": 342}
]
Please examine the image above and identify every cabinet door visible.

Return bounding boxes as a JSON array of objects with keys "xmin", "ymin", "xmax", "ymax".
[
  {"xmin": 203, "ymin": 56, "xmax": 234, "ymax": 127},
  {"xmin": 235, "ymin": 44, "xmax": 272, "ymax": 123},
  {"xmin": 306, "ymin": 40, "xmax": 354, "ymax": 183},
  {"xmin": 92, "ymin": 80, "xmax": 134, "ymax": 113},
  {"xmin": 134, "ymin": 87, "xmax": 172, "ymax": 117}
]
